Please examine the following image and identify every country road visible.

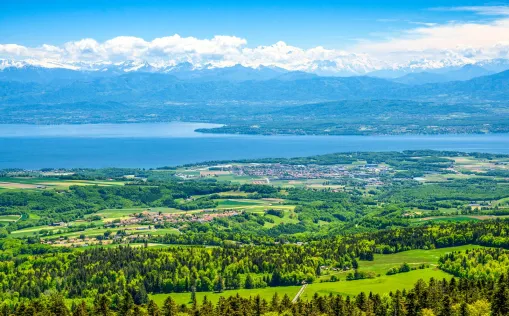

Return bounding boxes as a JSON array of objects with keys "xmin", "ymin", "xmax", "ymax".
[{"xmin": 292, "ymin": 283, "xmax": 308, "ymax": 303}]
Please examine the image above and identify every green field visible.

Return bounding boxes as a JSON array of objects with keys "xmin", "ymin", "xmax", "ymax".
[
  {"xmin": 411, "ymin": 215, "xmax": 509, "ymax": 224},
  {"xmin": 0, "ymin": 214, "xmax": 21, "ymax": 222},
  {"xmin": 0, "ymin": 177, "xmax": 60, "ymax": 184},
  {"xmin": 0, "ymin": 177, "xmax": 126, "ymax": 189},
  {"xmin": 263, "ymin": 210, "xmax": 299, "ymax": 228},
  {"xmin": 150, "ymin": 286, "xmax": 300, "ymax": 306},
  {"xmin": 10, "ymin": 225, "xmax": 61, "ymax": 237},
  {"xmin": 358, "ymin": 245, "xmax": 484, "ymax": 274},
  {"xmin": 39, "ymin": 226, "xmax": 180, "ymax": 241},
  {"xmin": 217, "ymin": 199, "xmax": 265, "ymax": 207},
  {"xmin": 302, "ymin": 268, "xmax": 450, "ymax": 299}
]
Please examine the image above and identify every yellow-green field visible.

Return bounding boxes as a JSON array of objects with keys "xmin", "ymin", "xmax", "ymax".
[
  {"xmin": 0, "ymin": 177, "xmax": 126, "ymax": 190},
  {"xmin": 301, "ymin": 268, "xmax": 451, "ymax": 299},
  {"xmin": 150, "ymin": 286, "xmax": 301, "ymax": 306},
  {"xmin": 0, "ymin": 214, "xmax": 21, "ymax": 222}
]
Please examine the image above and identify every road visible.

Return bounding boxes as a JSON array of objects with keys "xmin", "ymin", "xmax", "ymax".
[{"xmin": 292, "ymin": 283, "xmax": 308, "ymax": 303}]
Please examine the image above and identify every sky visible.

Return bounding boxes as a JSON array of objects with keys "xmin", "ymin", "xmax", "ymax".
[{"xmin": 2, "ymin": 0, "xmax": 509, "ymax": 74}]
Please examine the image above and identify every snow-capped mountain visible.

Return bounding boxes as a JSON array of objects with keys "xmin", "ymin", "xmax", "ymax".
[{"xmin": 1, "ymin": 58, "xmax": 509, "ymax": 83}]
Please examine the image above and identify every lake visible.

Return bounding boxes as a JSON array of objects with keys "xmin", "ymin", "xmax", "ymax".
[{"xmin": 1, "ymin": 122, "xmax": 509, "ymax": 169}]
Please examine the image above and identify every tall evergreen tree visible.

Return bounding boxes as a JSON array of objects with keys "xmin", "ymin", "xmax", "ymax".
[
  {"xmin": 147, "ymin": 300, "xmax": 160, "ymax": 316},
  {"xmin": 214, "ymin": 276, "xmax": 225, "ymax": 293},
  {"xmin": 492, "ymin": 280, "xmax": 509, "ymax": 316},
  {"xmin": 72, "ymin": 301, "xmax": 88, "ymax": 316},
  {"xmin": 162, "ymin": 296, "xmax": 178, "ymax": 316},
  {"xmin": 119, "ymin": 291, "xmax": 134, "ymax": 316},
  {"xmin": 94, "ymin": 295, "xmax": 113, "ymax": 316}
]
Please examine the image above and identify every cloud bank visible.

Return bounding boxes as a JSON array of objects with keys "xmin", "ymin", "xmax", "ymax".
[{"xmin": 2, "ymin": 6, "xmax": 509, "ymax": 74}]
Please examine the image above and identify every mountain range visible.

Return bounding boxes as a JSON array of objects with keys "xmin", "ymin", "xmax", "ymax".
[
  {"xmin": 0, "ymin": 59, "xmax": 317, "ymax": 84},
  {"xmin": 2, "ymin": 58, "xmax": 509, "ymax": 84},
  {"xmin": 1, "ymin": 69, "xmax": 509, "ymax": 106},
  {"xmin": 1, "ymin": 58, "xmax": 509, "ymax": 107}
]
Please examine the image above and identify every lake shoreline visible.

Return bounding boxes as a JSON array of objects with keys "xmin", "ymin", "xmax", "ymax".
[{"xmin": 1, "ymin": 122, "xmax": 508, "ymax": 169}]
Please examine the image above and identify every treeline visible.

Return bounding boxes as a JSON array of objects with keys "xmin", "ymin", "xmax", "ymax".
[
  {"xmin": 439, "ymin": 248, "xmax": 509, "ymax": 281},
  {"xmin": 185, "ymin": 150, "xmax": 501, "ymax": 168},
  {"xmin": 5, "ymin": 274, "xmax": 509, "ymax": 315},
  {"xmin": 0, "ymin": 242, "xmax": 351, "ymax": 300}
]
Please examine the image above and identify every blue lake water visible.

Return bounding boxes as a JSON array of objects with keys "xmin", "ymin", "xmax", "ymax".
[{"xmin": 1, "ymin": 122, "xmax": 509, "ymax": 169}]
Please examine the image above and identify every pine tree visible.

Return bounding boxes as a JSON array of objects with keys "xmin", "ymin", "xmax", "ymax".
[
  {"xmin": 214, "ymin": 276, "xmax": 225, "ymax": 293},
  {"xmin": 162, "ymin": 296, "xmax": 178, "ymax": 316},
  {"xmin": 147, "ymin": 300, "xmax": 160, "ymax": 316},
  {"xmin": 356, "ymin": 291, "xmax": 367, "ymax": 311},
  {"xmin": 94, "ymin": 295, "xmax": 112, "ymax": 316},
  {"xmin": 253, "ymin": 295, "xmax": 265, "ymax": 316},
  {"xmin": 199, "ymin": 296, "xmax": 213, "ymax": 316},
  {"xmin": 270, "ymin": 293, "xmax": 280, "ymax": 312},
  {"xmin": 134, "ymin": 283, "xmax": 149, "ymax": 305},
  {"xmin": 119, "ymin": 291, "xmax": 134, "ymax": 316},
  {"xmin": 270, "ymin": 270, "xmax": 282, "ymax": 286},
  {"xmin": 492, "ymin": 280, "xmax": 509, "ymax": 316},
  {"xmin": 245, "ymin": 274, "xmax": 255, "ymax": 289},
  {"xmin": 459, "ymin": 302, "xmax": 468, "ymax": 316},
  {"xmin": 390, "ymin": 290, "xmax": 406, "ymax": 316},
  {"xmin": 191, "ymin": 285, "xmax": 197, "ymax": 305},
  {"xmin": 315, "ymin": 265, "xmax": 321, "ymax": 276},
  {"xmin": 281, "ymin": 294, "xmax": 291, "ymax": 311},
  {"xmin": 439, "ymin": 295, "xmax": 452, "ymax": 316},
  {"xmin": 72, "ymin": 301, "xmax": 88, "ymax": 316},
  {"xmin": 48, "ymin": 293, "xmax": 70, "ymax": 316},
  {"xmin": 133, "ymin": 305, "xmax": 148, "ymax": 316}
]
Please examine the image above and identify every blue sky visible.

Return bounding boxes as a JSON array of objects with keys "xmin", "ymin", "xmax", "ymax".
[
  {"xmin": 0, "ymin": 0, "xmax": 502, "ymax": 48},
  {"xmin": 2, "ymin": 1, "xmax": 509, "ymax": 74}
]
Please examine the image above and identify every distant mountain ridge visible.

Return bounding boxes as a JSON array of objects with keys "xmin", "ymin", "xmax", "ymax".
[
  {"xmin": 391, "ymin": 64, "xmax": 495, "ymax": 85},
  {"xmin": 2, "ymin": 58, "xmax": 509, "ymax": 83},
  {"xmin": 1, "ymin": 68, "xmax": 509, "ymax": 105},
  {"xmin": 0, "ymin": 59, "xmax": 305, "ymax": 83}
]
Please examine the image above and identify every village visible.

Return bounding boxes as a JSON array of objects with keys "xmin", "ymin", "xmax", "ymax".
[
  {"xmin": 230, "ymin": 163, "xmax": 391, "ymax": 186},
  {"xmin": 110, "ymin": 208, "xmax": 240, "ymax": 226},
  {"xmin": 41, "ymin": 208, "xmax": 241, "ymax": 248}
]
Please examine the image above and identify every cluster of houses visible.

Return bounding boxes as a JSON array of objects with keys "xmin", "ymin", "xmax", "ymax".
[
  {"xmin": 229, "ymin": 163, "xmax": 390, "ymax": 186},
  {"xmin": 108, "ymin": 209, "xmax": 240, "ymax": 227},
  {"xmin": 41, "ymin": 209, "xmax": 242, "ymax": 248}
]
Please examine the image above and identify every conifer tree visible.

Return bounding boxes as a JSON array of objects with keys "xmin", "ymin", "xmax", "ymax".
[
  {"xmin": 492, "ymin": 279, "xmax": 509, "ymax": 316},
  {"xmin": 118, "ymin": 291, "xmax": 134, "ymax": 316},
  {"xmin": 147, "ymin": 300, "xmax": 160, "ymax": 316},
  {"xmin": 94, "ymin": 295, "xmax": 113, "ymax": 316},
  {"xmin": 73, "ymin": 301, "xmax": 88, "ymax": 316},
  {"xmin": 245, "ymin": 274, "xmax": 254, "ymax": 289},
  {"xmin": 162, "ymin": 296, "xmax": 178, "ymax": 316}
]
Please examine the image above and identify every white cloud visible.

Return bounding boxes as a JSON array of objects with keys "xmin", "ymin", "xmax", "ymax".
[
  {"xmin": 0, "ymin": 35, "xmax": 375, "ymax": 73},
  {"xmin": 0, "ymin": 44, "xmax": 29, "ymax": 56},
  {"xmin": 353, "ymin": 7, "xmax": 509, "ymax": 68},
  {"xmin": 432, "ymin": 6, "xmax": 509, "ymax": 16},
  {"xmin": 2, "ymin": 6, "xmax": 509, "ymax": 74}
]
